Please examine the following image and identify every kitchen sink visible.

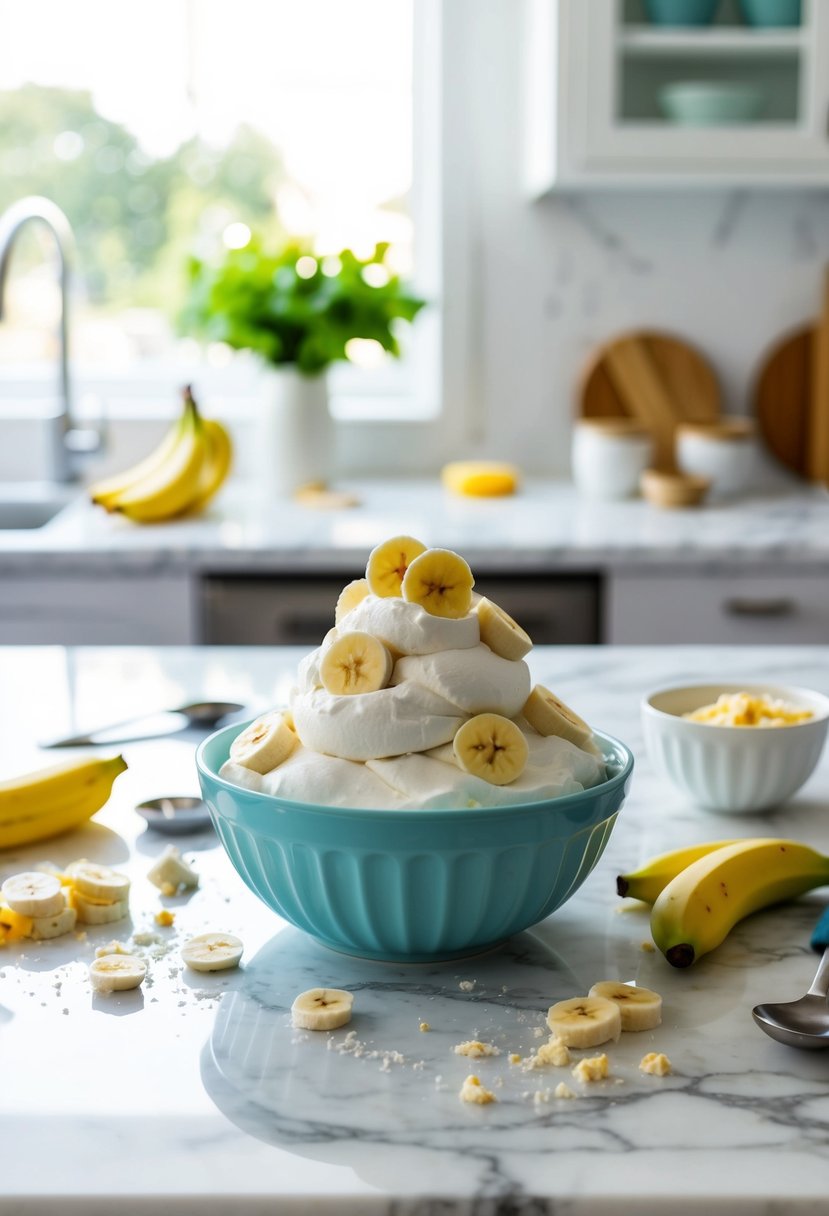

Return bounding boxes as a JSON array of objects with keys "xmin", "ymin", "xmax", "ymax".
[{"xmin": 0, "ymin": 485, "xmax": 74, "ymax": 530}]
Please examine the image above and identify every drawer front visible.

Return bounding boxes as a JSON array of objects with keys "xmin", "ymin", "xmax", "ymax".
[
  {"xmin": 608, "ymin": 573, "xmax": 829, "ymax": 645},
  {"xmin": 0, "ymin": 576, "xmax": 194, "ymax": 644},
  {"xmin": 201, "ymin": 574, "xmax": 601, "ymax": 645}
]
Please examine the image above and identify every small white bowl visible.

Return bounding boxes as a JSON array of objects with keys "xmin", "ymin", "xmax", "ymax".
[{"xmin": 641, "ymin": 683, "xmax": 829, "ymax": 813}]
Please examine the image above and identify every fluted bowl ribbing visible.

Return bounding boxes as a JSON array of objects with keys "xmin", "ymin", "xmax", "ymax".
[{"xmin": 197, "ymin": 722, "xmax": 634, "ymax": 962}]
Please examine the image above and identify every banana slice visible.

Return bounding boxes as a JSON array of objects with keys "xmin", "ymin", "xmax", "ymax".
[
  {"xmin": 335, "ymin": 577, "xmax": 371, "ymax": 624},
  {"xmin": 588, "ymin": 981, "xmax": 663, "ymax": 1032},
  {"xmin": 522, "ymin": 684, "xmax": 598, "ymax": 754},
  {"xmin": 181, "ymin": 932, "xmax": 243, "ymax": 972},
  {"xmin": 65, "ymin": 859, "xmax": 130, "ymax": 903},
  {"xmin": 291, "ymin": 987, "xmax": 354, "ymax": 1030},
  {"xmin": 401, "ymin": 548, "xmax": 475, "ymax": 619},
  {"xmin": 31, "ymin": 904, "xmax": 77, "ymax": 941},
  {"xmin": 319, "ymin": 631, "xmax": 393, "ymax": 696},
  {"xmin": 366, "ymin": 535, "xmax": 427, "ymax": 598},
  {"xmin": 546, "ymin": 996, "xmax": 622, "ymax": 1048},
  {"xmin": 1, "ymin": 871, "xmax": 66, "ymax": 918},
  {"xmin": 89, "ymin": 953, "xmax": 147, "ymax": 993},
  {"xmin": 477, "ymin": 598, "xmax": 533, "ymax": 661},
  {"xmin": 73, "ymin": 892, "xmax": 129, "ymax": 925},
  {"xmin": 453, "ymin": 713, "xmax": 529, "ymax": 785},
  {"xmin": 146, "ymin": 845, "xmax": 199, "ymax": 894},
  {"xmin": 229, "ymin": 710, "xmax": 297, "ymax": 774}
]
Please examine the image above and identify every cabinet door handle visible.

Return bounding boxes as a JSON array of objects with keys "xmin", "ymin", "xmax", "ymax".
[{"xmin": 723, "ymin": 597, "xmax": 797, "ymax": 619}]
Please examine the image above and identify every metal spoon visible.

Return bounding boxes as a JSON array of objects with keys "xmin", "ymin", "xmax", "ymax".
[
  {"xmin": 135, "ymin": 796, "xmax": 213, "ymax": 835},
  {"xmin": 752, "ymin": 907, "xmax": 829, "ymax": 1050},
  {"xmin": 42, "ymin": 701, "xmax": 245, "ymax": 748}
]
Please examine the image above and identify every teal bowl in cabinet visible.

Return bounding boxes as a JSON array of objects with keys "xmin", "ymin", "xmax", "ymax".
[
  {"xmin": 196, "ymin": 722, "xmax": 634, "ymax": 962},
  {"xmin": 645, "ymin": 0, "xmax": 720, "ymax": 25}
]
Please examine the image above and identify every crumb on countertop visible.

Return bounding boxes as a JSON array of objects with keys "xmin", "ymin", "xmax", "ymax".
[
  {"xmin": 640, "ymin": 1051, "xmax": 672, "ymax": 1076},
  {"xmin": 454, "ymin": 1040, "xmax": 500, "ymax": 1059},
  {"xmin": 459, "ymin": 1074, "xmax": 496, "ymax": 1105},
  {"xmin": 572, "ymin": 1054, "xmax": 609, "ymax": 1083}
]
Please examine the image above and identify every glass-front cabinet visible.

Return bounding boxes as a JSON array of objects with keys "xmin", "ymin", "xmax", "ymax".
[{"xmin": 526, "ymin": 0, "xmax": 829, "ymax": 190}]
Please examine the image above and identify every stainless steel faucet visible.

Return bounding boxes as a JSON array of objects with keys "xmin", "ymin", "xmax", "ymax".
[{"xmin": 0, "ymin": 195, "xmax": 100, "ymax": 481}]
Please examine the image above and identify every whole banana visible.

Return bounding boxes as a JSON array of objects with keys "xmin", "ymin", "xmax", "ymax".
[
  {"xmin": 650, "ymin": 838, "xmax": 829, "ymax": 968},
  {"xmin": 617, "ymin": 839, "xmax": 741, "ymax": 903},
  {"xmin": 0, "ymin": 755, "xmax": 127, "ymax": 849}
]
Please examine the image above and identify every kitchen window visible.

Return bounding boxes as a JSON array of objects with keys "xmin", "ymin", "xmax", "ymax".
[{"xmin": 0, "ymin": 0, "xmax": 441, "ymax": 425}]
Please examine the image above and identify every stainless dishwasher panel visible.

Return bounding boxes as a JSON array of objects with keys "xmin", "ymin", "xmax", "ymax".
[{"xmin": 200, "ymin": 574, "xmax": 600, "ymax": 645}]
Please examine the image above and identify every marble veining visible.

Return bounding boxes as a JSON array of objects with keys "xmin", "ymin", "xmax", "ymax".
[{"xmin": 3, "ymin": 645, "xmax": 829, "ymax": 1213}]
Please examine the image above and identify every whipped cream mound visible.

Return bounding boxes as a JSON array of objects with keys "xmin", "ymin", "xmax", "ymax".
[
  {"xmin": 291, "ymin": 683, "xmax": 465, "ymax": 761},
  {"xmin": 342, "ymin": 595, "xmax": 480, "ymax": 655},
  {"xmin": 390, "ymin": 647, "xmax": 531, "ymax": 718}
]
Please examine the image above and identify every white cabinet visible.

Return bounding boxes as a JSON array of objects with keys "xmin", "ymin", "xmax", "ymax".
[
  {"xmin": 0, "ymin": 575, "xmax": 195, "ymax": 644},
  {"xmin": 526, "ymin": 0, "xmax": 829, "ymax": 190},
  {"xmin": 607, "ymin": 569, "xmax": 829, "ymax": 643}
]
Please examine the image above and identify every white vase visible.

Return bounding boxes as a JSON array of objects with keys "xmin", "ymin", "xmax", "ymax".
[{"xmin": 259, "ymin": 367, "xmax": 334, "ymax": 497}]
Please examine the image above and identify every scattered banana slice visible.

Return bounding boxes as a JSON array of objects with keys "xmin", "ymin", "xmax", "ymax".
[
  {"xmin": 147, "ymin": 845, "xmax": 199, "ymax": 894},
  {"xmin": 546, "ymin": 996, "xmax": 622, "ymax": 1048},
  {"xmin": 89, "ymin": 953, "xmax": 147, "ymax": 994},
  {"xmin": 1, "ymin": 872, "xmax": 66, "ymax": 919},
  {"xmin": 229, "ymin": 710, "xmax": 297, "ymax": 774},
  {"xmin": 291, "ymin": 987, "xmax": 353, "ymax": 1030},
  {"xmin": 30, "ymin": 903, "xmax": 77, "ymax": 941},
  {"xmin": 181, "ymin": 932, "xmax": 243, "ymax": 973},
  {"xmin": 522, "ymin": 684, "xmax": 599, "ymax": 754},
  {"xmin": 401, "ymin": 548, "xmax": 475, "ymax": 619},
  {"xmin": 366, "ymin": 535, "xmax": 427, "ymax": 598},
  {"xmin": 453, "ymin": 713, "xmax": 529, "ymax": 785},
  {"xmin": 73, "ymin": 893, "xmax": 130, "ymax": 925},
  {"xmin": 335, "ymin": 577, "xmax": 371, "ymax": 624},
  {"xmin": 588, "ymin": 981, "xmax": 662, "ymax": 1032},
  {"xmin": 477, "ymin": 598, "xmax": 533, "ymax": 661},
  {"xmin": 319, "ymin": 631, "xmax": 393, "ymax": 696},
  {"xmin": 66, "ymin": 859, "xmax": 130, "ymax": 903}
]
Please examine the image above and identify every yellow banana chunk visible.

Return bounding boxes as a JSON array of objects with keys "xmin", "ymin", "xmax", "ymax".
[
  {"xmin": 650, "ymin": 838, "xmax": 829, "ymax": 968},
  {"xmin": 546, "ymin": 996, "xmax": 621, "ymax": 1048},
  {"xmin": 230, "ymin": 711, "xmax": 297, "ymax": 773},
  {"xmin": 616, "ymin": 840, "xmax": 742, "ymax": 903},
  {"xmin": 477, "ymin": 597, "xmax": 532, "ymax": 661},
  {"xmin": 31, "ymin": 903, "xmax": 77, "ymax": 941},
  {"xmin": 1, "ymin": 871, "xmax": 65, "ymax": 918},
  {"xmin": 453, "ymin": 713, "xmax": 529, "ymax": 785},
  {"xmin": 183, "ymin": 416, "xmax": 233, "ymax": 515},
  {"xmin": 66, "ymin": 859, "xmax": 130, "ymax": 903},
  {"xmin": 335, "ymin": 578, "xmax": 371, "ymax": 624},
  {"xmin": 522, "ymin": 684, "xmax": 598, "ymax": 754},
  {"xmin": 110, "ymin": 393, "xmax": 206, "ymax": 523},
  {"xmin": 401, "ymin": 548, "xmax": 475, "ymax": 619},
  {"xmin": 0, "ymin": 755, "xmax": 127, "ymax": 850},
  {"xmin": 73, "ymin": 893, "xmax": 129, "ymax": 925},
  {"xmin": 458, "ymin": 1075, "xmax": 497, "ymax": 1104},
  {"xmin": 366, "ymin": 536, "xmax": 427, "ymax": 598},
  {"xmin": 442, "ymin": 461, "xmax": 519, "ymax": 497},
  {"xmin": 291, "ymin": 987, "xmax": 353, "ymax": 1030},
  {"xmin": 0, "ymin": 904, "xmax": 33, "ymax": 943},
  {"xmin": 89, "ymin": 953, "xmax": 146, "ymax": 993},
  {"xmin": 146, "ymin": 845, "xmax": 199, "ymax": 893},
  {"xmin": 319, "ymin": 631, "xmax": 393, "ymax": 696},
  {"xmin": 587, "ymin": 981, "xmax": 662, "ymax": 1032},
  {"xmin": 181, "ymin": 932, "xmax": 244, "ymax": 973}
]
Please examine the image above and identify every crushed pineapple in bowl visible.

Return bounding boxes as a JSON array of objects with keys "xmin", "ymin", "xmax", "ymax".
[{"xmin": 196, "ymin": 535, "xmax": 633, "ymax": 961}]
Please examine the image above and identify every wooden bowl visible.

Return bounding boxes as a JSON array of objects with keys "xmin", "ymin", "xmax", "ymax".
[{"xmin": 640, "ymin": 469, "xmax": 710, "ymax": 509}]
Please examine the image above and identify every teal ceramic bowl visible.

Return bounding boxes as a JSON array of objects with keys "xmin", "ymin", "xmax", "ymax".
[
  {"xmin": 196, "ymin": 722, "xmax": 634, "ymax": 962},
  {"xmin": 659, "ymin": 81, "xmax": 764, "ymax": 125}
]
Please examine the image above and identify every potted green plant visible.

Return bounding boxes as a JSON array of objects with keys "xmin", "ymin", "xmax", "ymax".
[{"xmin": 182, "ymin": 237, "xmax": 425, "ymax": 495}]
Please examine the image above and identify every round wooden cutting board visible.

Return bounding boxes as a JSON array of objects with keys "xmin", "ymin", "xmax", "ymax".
[
  {"xmin": 753, "ymin": 325, "xmax": 816, "ymax": 479},
  {"xmin": 580, "ymin": 330, "xmax": 722, "ymax": 471}
]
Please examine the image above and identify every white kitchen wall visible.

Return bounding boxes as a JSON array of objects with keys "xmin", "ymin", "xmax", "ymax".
[{"xmin": 449, "ymin": 0, "xmax": 829, "ymax": 476}]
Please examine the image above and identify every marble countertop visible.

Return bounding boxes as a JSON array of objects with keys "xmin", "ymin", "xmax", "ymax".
[
  {"xmin": 2, "ymin": 479, "xmax": 829, "ymax": 574},
  {"xmin": 3, "ymin": 643, "xmax": 829, "ymax": 1215}
]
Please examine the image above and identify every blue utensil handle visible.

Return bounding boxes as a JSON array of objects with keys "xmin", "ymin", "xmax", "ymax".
[{"xmin": 810, "ymin": 906, "xmax": 829, "ymax": 953}]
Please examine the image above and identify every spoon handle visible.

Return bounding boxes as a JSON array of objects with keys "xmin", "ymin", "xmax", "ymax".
[{"xmin": 807, "ymin": 948, "xmax": 829, "ymax": 999}]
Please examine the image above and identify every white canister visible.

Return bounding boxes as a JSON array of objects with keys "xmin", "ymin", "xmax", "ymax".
[
  {"xmin": 571, "ymin": 418, "xmax": 654, "ymax": 500},
  {"xmin": 676, "ymin": 419, "xmax": 758, "ymax": 499}
]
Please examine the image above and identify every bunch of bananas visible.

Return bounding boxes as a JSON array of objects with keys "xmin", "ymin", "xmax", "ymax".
[
  {"xmin": 618, "ymin": 837, "xmax": 829, "ymax": 968},
  {"xmin": 89, "ymin": 386, "xmax": 232, "ymax": 523},
  {"xmin": 0, "ymin": 754, "xmax": 127, "ymax": 850}
]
